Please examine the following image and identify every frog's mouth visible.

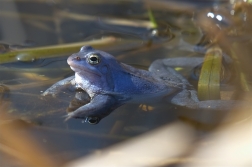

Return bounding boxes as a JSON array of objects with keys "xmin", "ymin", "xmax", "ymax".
[
  {"xmin": 70, "ymin": 66, "xmax": 77, "ymax": 72},
  {"xmin": 70, "ymin": 66, "xmax": 101, "ymax": 78}
]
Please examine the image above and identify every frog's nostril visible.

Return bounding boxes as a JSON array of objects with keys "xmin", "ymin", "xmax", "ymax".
[{"xmin": 76, "ymin": 56, "xmax": 81, "ymax": 61}]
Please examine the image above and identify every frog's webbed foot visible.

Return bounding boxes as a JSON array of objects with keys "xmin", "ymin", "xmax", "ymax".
[
  {"xmin": 197, "ymin": 100, "xmax": 252, "ymax": 111},
  {"xmin": 42, "ymin": 76, "xmax": 75, "ymax": 97},
  {"xmin": 170, "ymin": 89, "xmax": 252, "ymax": 112},
  {"xmin": 65, "ymin": 94, "xmax": 122, "ymax": 124},
  {"xmin": 168, "ymin": 89, "xmax": 199, "ymax": 109}
]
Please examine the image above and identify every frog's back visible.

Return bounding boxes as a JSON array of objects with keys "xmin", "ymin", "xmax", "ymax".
[
  {"xmin": 149, "ymin": 59, "xmax": 193, "ymax": 90},
  {"xmin": 112, "ymin": 63, "xmax": 177, "ymax": 102}
]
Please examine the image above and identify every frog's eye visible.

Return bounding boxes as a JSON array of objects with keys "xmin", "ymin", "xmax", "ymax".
[
  {"xmin": 87, "ymin": 54, "xmax": 100, "ymax": 65},
  {"xmin": 86, "ymin": 116, "xmax": 100, "ymax": 124}
]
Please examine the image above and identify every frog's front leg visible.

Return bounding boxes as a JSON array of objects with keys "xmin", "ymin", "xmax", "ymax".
[
  {"xmin": 66, "ymin": 94, "xmax": 123, "ymax": 124},
  {"xmin": 42, "ymin": 75, "xmax": 76, "ymax": 97}
]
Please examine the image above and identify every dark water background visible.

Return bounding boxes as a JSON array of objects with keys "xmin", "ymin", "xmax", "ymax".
[{"xmin": 0, "ymin": 0, "xmax": 251, "ymax": 166}]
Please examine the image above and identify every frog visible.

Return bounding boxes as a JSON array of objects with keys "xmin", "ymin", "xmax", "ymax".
[{"xmin": 42, "ymin": 46, "xmax": 250, "ymax": 124}]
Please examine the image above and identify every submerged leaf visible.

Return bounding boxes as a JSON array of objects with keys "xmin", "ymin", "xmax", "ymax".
[{"xmin": 198, "ymin": 47, "xmax": 222, "ymax": 100}]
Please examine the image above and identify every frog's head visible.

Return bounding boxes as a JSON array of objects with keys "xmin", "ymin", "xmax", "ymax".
[
  {"xmin": 67, "ymin": 46, "xmax": 125, "ymax": 124},
  {"xmin": 67, "ymin": 46, "xmax": 118, "ymax": 75},
  {"xmin": 67, "ymin": 46, "xmax": 120, "ymax": 92}
]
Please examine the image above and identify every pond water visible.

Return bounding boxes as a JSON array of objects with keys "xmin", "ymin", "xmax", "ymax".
[{"xmin": 0, "ymin": 1, "xmax": 251, "ymax": 167}]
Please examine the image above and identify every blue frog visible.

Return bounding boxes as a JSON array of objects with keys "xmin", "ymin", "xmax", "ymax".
[{"xmin": 42, "ymin": 46, "xmax": 250, "ymax": 124}]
